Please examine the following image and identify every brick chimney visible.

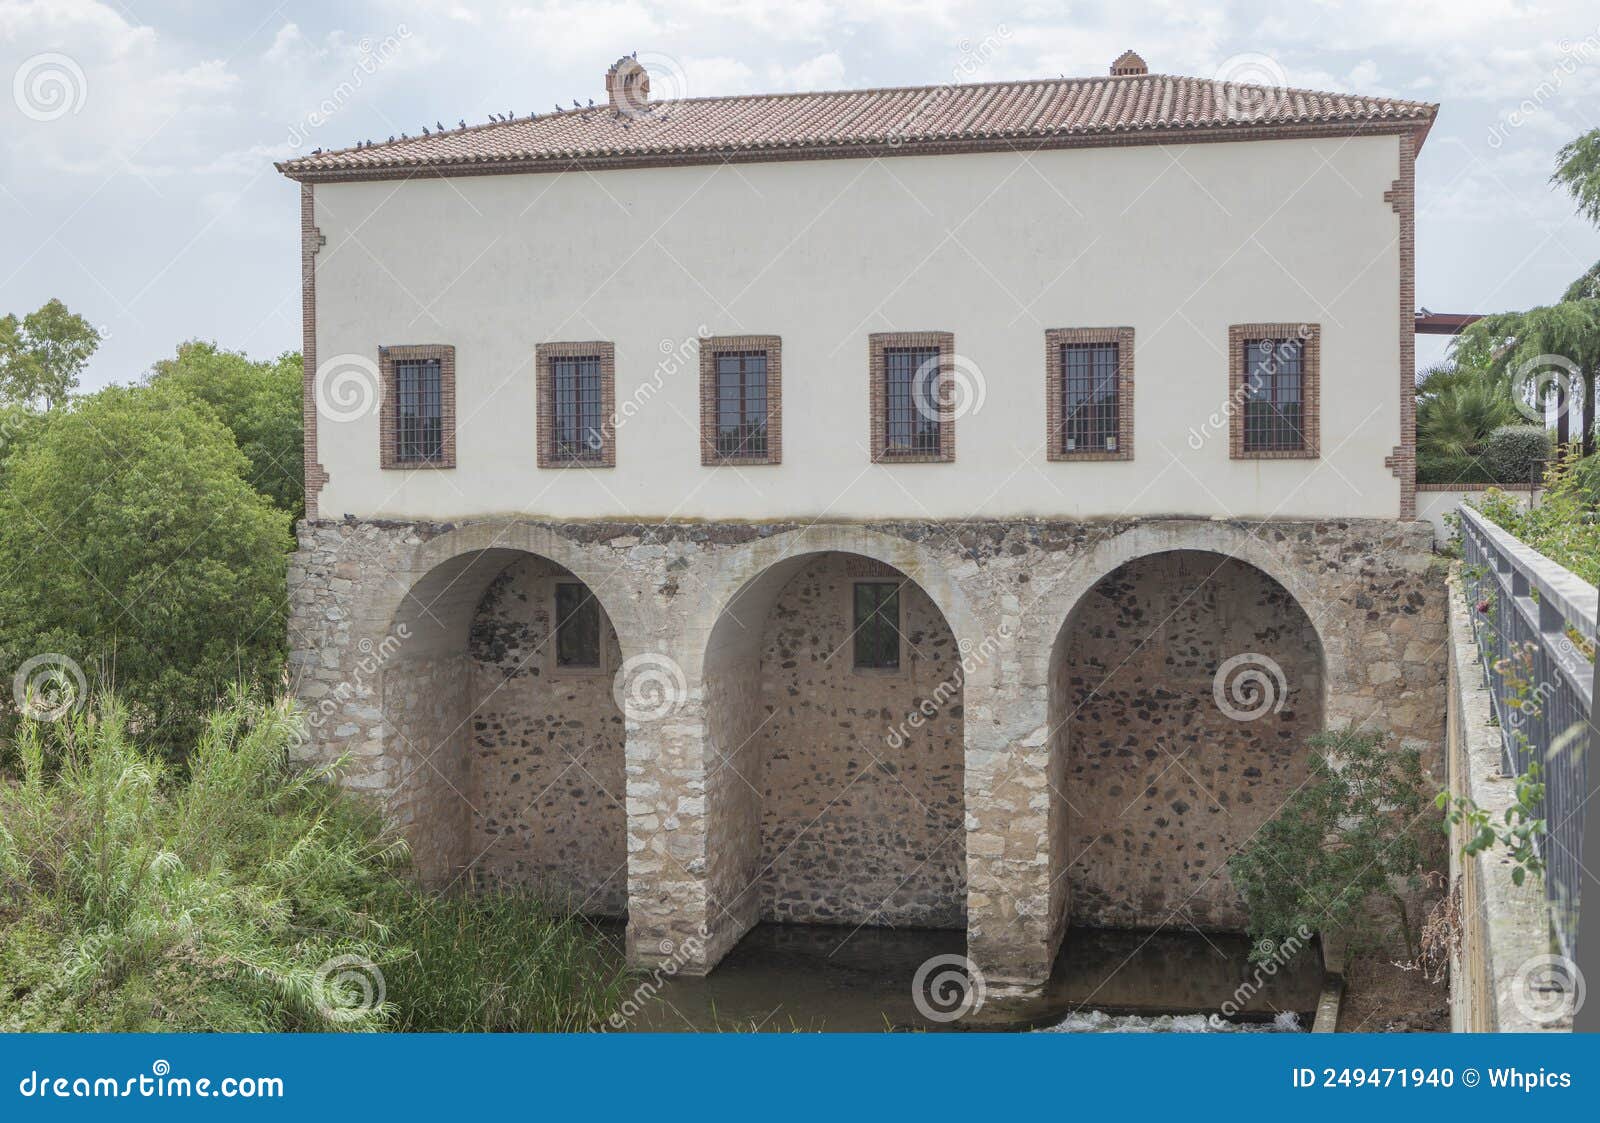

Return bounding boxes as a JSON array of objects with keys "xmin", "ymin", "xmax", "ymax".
[
  {"xmin": 606, "ymin": 55, "xmax": 650, "ymax": 114},
  {"xmin": 1110, "ymin": 50, "xmax": 1148, "ymax": 76}
]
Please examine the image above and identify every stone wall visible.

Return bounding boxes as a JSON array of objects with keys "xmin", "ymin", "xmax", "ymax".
[
  {"xmin": 466, "ymin": 556, "xmax": 627, "ymax": 915},
  {"xmin": 287, "ymin": 515, "xmax": 1448, "ymax": 988},
  {"xmin": 382, "ymin": 652, "xmax": 469, "ymax": 886},
  {"xmin": 756, "ymin": 553, "xmax": 965, "ymax": 927},
  {"xmin": 1055, "ymin": 552, "xmax": 1324, "ymax": 930}
]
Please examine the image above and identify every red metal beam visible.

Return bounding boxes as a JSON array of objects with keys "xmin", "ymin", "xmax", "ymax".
[{"xmin": 1414, "ymin": 311, "xmax": 1483, "ymax": 335}]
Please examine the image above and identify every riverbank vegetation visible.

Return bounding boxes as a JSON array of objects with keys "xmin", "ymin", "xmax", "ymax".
[
  {"xmin": 0, "ymin": 693, "xmax": 629, "ymax": 1032},
  {"xmin": 2, "ymin": 310, "xmax": 631, "ymax": 1033}
]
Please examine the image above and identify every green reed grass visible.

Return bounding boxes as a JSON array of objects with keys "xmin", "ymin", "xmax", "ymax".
[{"xmin": 0, "ymin": 689, "xmax": 630, "ymax": 1032}]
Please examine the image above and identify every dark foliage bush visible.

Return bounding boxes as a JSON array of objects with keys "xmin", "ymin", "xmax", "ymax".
[
  {"xmin": 1416, "ymin": 455, "xmax": 1498, "ymax": 486},
  {"xmin": 1481, "ymin": 425, "xmax": 1553, "ymax": 485}
]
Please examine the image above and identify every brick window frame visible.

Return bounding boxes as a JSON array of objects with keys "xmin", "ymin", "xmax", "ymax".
[
  {"xmin": 699, "ymin": 334, "xmax": 782, "ymax": 466},
  {"xmin": 868, "ymin": 331, "xmax": 955, "ymax": 463},
  {"xmin": 1045, "ymin": 327, "xmax": 1134, "ymax": 461},
  {"xmin": 379, "ymin": 344, "xmax": 456, "ymax": 469},
  {"xmin": 536, "ymin": 341, "xmax": 617, "ymax": 468},
  {"xmin": 1228, "ymin": 323, "xmax": 1321, "ymax": 460}
]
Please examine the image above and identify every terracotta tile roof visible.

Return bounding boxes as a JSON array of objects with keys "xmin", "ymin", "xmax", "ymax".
[{"xmin": 277, "ymin": 71, "xmax": 1438, "ymax": 182}]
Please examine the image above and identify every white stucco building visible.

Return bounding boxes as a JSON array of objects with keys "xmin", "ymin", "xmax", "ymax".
[{"xmin": 279, "ymin": 54, "xmax": 1447, "ymax": 991}]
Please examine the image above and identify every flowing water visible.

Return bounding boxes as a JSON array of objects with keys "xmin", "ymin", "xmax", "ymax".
[
  {"xmin": 601, "ymin": 923, "xmax": 1321, "ymax": 1032},
  {"xmin": 1042, "ymin": 1010, "xmax": 1304, "ymax": 1033}
]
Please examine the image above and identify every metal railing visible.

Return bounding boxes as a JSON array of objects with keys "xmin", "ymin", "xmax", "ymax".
[{"xmin": 1458, "ymin": 503, "xmax": 1596, "ymax": 960}]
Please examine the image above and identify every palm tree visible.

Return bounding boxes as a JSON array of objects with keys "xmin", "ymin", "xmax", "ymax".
[{"xmin": 1416, "ymin": 362, "xmax": 1518, "ymax": 461}]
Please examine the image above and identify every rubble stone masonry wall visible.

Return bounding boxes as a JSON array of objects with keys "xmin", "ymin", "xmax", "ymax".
[{"xmin": 288, "ymin": 515, "xmax": 1447, "ymax": 986}]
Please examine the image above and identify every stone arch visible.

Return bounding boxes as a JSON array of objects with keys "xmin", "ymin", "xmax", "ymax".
[
  {"xmin": 373, "ymin": 524, "xmax": 640, "ymax": 906},
  {"xmin": 1042, "ymin": 534, "xmax": 1327, "ymax": 949},
  {"xmin": 1025, "ymin": 521, "xmax": 1334, "ymax": 687},
  {"xmin": 692, "ymin": 524, "xmax": 987, "ymax": 682},
  {"xmin": 697, "ymin": 530, "xmax": 974, "ymax": 951},
  {"xmin": 388, "ymin": 521, "xmax": 651, "ymax": 660}
]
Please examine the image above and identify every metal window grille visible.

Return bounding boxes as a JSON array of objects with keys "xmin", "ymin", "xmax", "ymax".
[
  {"xmin": 714, "ymin": 351, "xmax": 768, "ymax": 458},
  {"xmin": 883, "ymin": 346, "xmax": 941, "ymax": 456},
  {"xmin": 551, "ymin": 355, "xmax": 605, "ymax": 462},
  {"xmin": 554, "ymin": 581, "xmax": 601, "ymax": 668},
  {"xmin": 1062, "ymin": 342, "xmax": 1120, "ymax": 453},
  {"xmin": 1242, "ymin": 339, "xmax": 1305, "ymax": 451},
  {"xmin": 852, "ymin": 581, "xmax": 901, "ymax": 670},
  {"xmin": 395, "ymin": 358, "xmax": 443, "ymax": 463}
]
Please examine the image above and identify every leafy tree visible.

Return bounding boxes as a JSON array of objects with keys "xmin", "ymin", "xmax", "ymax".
[
  {"xmin": 1228, "ymin": 728, "xmax": 1429, "ymax": 962},
  {"xmin": 1565, "ymin": 259, "xmax": 1600, "ymax": 303},
  {"xmin": 149, "ymin": 341, "xmax": 304, "ymax": 516},
  {"xmin": 0, "ymin": 405, "xmax": 49, "ymax": 475},
  {"xmin": 1454, "ymin": 300, "xmax": 1600, "ymax": 457},
  {"xmin": 1553, "ymin": 127, "xmax": 1600, "ymax": 227},
  {"xmin": 0, "ymin": 384, "xmax": 291, "ymax": 757},
  {"xmin": 0, "ymin": 299, "xmax": 99, "ymax": 410},
  {"xmin": 1441, "ymin": 132, "xmax": 1600, "ymax": 460},
  {"xmin": 1526, "ymin": 126, "xmax": 1600, "ymax": 453}
]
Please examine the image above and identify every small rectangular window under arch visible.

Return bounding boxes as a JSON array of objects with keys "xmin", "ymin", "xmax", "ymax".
[
  {"xmin": 554, "ymin": 581, "xmax": 602, "ymax": 669},
  {"xmin": 852, "ymin": 580, "xmax": 902, "ymax": 671}
]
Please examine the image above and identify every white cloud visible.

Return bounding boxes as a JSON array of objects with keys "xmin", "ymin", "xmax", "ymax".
[
  {"xmin": 674, "ymin": 55, "xmax": 754, "ymax": 97},
  {"xmin": 264, "ymin": 23, "xmax": 309, "ymax": 65},
  {"xmin": 770, "ymin": 51, "xmax": 847, "ymax": 91},
  {"xmin": 4, "ymin": 0, "xmax": 1599, "ymax": 391},
  {"xmin": 0, "ymin": 0, "xmax": 241, "ymax": 176}
]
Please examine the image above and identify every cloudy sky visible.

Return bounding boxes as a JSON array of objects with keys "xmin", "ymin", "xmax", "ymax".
[{"xmin": 2, "ymin": 0, "xmax": 1599, "ymax": 388}]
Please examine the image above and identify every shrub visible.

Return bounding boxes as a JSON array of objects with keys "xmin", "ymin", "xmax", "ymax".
[
  {"xmin": 1481, "ymin": 424, "xmax": 1553, "ymax": 485},
  {"xmin": 1416, "ymin": 454, "xmax": 1497, "ymax": 486},
  {"xmin": 1572, "ymin": 452, "xmax": 1600, "ymax": 506},
  {"xmin": 1475, "ymin": 449, "xmax": 1600, "ymax": 586},
  {"xmin": 1228, "ymin": 727, "xmax": 1429, "ymax": 961},
  {"xmin": 0, "ymin": 693, "xmax": 632, "ymax": 1032},
  {"xmin": 0, "ymin": 693, "xmax": 398, "ymax": 1031}
]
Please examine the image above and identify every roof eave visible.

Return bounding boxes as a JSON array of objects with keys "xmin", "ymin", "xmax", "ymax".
[
  {"xmin": 275, "ymin": 113, "xmax": 1439, "ymax": 185},
  {"xmin": 1410, "ymin": 107, "xmax": 1440, "ymax": 154}
]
